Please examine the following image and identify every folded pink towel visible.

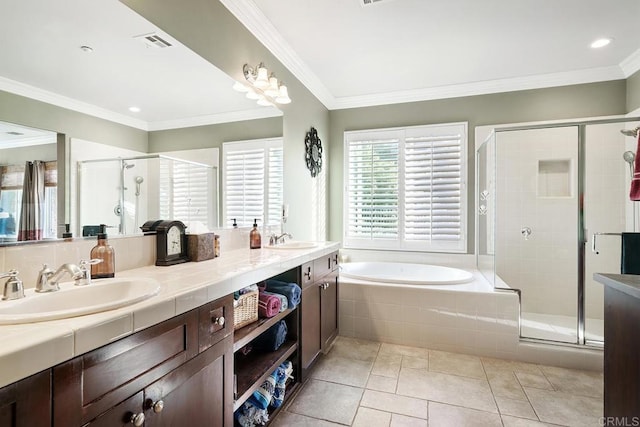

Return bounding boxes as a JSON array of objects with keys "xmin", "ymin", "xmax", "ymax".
[{"xmin": 258, "ymin": 292, "xmax": 281, "ymax": 318}]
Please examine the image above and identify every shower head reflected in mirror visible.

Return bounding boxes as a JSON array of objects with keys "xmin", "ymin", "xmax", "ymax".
[
  {"xmin": 134, "ymin": 176, "xmax": 144, "ymax": 196},
  {"xmin": 623, "ymin": 151, "xmax": 636, "ymax": 177}
]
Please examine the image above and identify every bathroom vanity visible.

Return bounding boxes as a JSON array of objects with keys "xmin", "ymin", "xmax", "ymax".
[
  {"xmin": 594, "ymin": 273, "xmax": 640, "ymax": 422},
  {"xmin": 0, "ymin": 244, "xmax": 339, "ymax": 426}
]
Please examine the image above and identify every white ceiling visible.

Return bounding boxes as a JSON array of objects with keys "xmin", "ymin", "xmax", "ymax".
[
  {"xmin": 1, "ymin": 0, "xmax": 639, "ymax": 131},
  {"xmin": 224, "ymin": 0, "xmax": 640, "ymax": 109},
  {"xmin": 0, "ymin": 0, "xmax": 281, "ymax": 131}
]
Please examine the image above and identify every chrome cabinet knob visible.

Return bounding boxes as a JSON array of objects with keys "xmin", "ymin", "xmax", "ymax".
[
  {"xmin": 152, "ymin": 399, "xmax": 165, "ymax": 413},
  {"xmin": 130, "ymin": 412, "xmax": 145, "ymax": 426},
  {"xmin": 213, "ymin": 316, "xmax": 225, "ymax": 326}
]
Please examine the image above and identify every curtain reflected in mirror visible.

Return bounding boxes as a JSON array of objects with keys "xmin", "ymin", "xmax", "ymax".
[{"xmin": 0, "ymin": 160, "xmax": 57, "ymax": 242}]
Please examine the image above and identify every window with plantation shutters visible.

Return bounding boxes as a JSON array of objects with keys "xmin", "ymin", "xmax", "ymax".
[
  {"xmin": 344, "ymin": 123, "xmax": 467, "ymax": 253},
  {"xmin": 158, "ymin": 157, "xmax": 213, "ymax": 228},
  {"xmin": 223, "ymin": 138, "xmax": 283, "ymax": 227}
]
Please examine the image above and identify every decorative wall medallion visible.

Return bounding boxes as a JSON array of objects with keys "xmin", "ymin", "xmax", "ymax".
[{"xmin": 305, "ymin": 127, "xmax": 323, "ymax": 177}]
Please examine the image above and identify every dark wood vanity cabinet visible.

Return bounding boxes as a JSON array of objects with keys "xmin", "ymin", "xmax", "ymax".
[
  {"xmin": 300, "ymin": 251, "xmax": 339, "ymax": 374},
  {"xmin": 53, "ymin": 294, "xmax": 234, "ymax": 427},
  {"xmin": 0, "ymin": 370, "xmax": 51, "ymax": 427}
]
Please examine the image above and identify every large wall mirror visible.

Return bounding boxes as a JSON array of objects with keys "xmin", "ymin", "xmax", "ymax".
[{"xmin": 0, "ymin": 0, "xmax": 283, "ymax": 246}]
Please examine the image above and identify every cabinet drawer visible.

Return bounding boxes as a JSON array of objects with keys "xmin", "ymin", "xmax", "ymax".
[
  {"xmin": 313, "ymin": 253, "xmax": 335, "ymax": 281},
  {"xmin": 199, "ymin": 294, "xmax": 234, "ymax": 352},
  {"xmin": 53, "ymin": 310, "xmax": 199, "ymax": 426}
]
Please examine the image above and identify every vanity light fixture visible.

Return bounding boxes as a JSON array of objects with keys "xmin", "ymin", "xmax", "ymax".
[
  {"xmin": 233, "ymin": 63, "xmax": 292, "ymax": 106},
  {"xmin": 590, "ymin": 38, "xmax": 612, "ymax": 48}
]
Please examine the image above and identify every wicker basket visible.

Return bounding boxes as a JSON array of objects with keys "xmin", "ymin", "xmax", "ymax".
[{"xmin": 234, "ymin": 290, "xmax": 259, "ymax": 330}]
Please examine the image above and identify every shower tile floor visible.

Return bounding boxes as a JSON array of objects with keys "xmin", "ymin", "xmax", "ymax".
[
  {"xmin": 521, "ymin": 313, "xmax": 604, "ymax": 343},
  {"xmin": 271, "ymin": 336, "xmax": 603, "ymax": 427}
]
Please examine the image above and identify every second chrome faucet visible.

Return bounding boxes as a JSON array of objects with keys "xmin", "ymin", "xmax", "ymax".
[{"xmin": 36, "ymin": 259, "xmax": 103, "ymax": 292}]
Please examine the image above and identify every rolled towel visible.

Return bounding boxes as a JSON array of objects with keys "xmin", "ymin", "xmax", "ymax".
[
  {"xmin": 248, "ymin": 372, "xmax": 276, "ymax": 410},
  {"xmin": 271, "ymin": 360, "xmax": 293, "ymax": 408},
  {"xmin": 265, "ymin": 279, "xmax": 301, "ymax": 308},
  {"xmin": 262, "ymin": 291, "xmax": 288, "ymax": 312},
  {"xmin": 253, "ymin": 320, "xmax": 288, "ymax": 352},
  {"xmin": 258, "ymin": 292, "xmax": 281, "ymax": 318}
]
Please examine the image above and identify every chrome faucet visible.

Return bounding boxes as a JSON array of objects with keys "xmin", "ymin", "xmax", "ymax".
[
  {"xmin": 269, "ymin": 232, "xmax": 293, "ymax": 245},
  {"xmin": 36, "ymin": 263, "xmax": 84, "ymax": 293},
  {"xmin": 1, "ymin": 270, "xmax": 24, "ymax": 300}
]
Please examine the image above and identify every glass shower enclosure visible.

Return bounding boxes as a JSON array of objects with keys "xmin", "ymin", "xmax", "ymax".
[
  {"xmin": 78, "ymin": 155, "xmax": 218, "ymax": 236},
  {"xmin": 477, "ymin": 117, "xmax": 640, "ymax": 346}
]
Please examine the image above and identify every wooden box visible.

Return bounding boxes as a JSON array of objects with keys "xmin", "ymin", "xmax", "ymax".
[{"xmin": 187, "ymin": 233, "xmax": 215, "ymax": 261}]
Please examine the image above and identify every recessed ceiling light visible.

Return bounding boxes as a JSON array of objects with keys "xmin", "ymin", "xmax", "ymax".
[
  {"xmin": 129, "ymin": 106, "xmax": 141, "ymax": 113},
  {"xmin": 590, "ymin": 38, "xmax": 612, "ymax": 49},
  {"xmin": 80, "ymin": 45, "xmax": 94, "ymax": 53}
]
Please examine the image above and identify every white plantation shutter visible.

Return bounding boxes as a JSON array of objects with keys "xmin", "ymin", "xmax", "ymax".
[
  {"xmin": 223, "ymin": 139, "xmax": 283, "ymax": 227},
  {"xmin": 344, "ymin": 123, "xmax": 466, "ymax": 252},
  {"xmin": 159, "ymin": 157, "xmax": 212, "ymax": 227}
]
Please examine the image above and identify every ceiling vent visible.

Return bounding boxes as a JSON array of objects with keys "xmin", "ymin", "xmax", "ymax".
[
  {"xmin": 134, "ymin": 33, "xmax": 172, "ymax": 49},
  {"xmin": 360, "ymin": 0, "xmax": 385, "ymax": 6}
]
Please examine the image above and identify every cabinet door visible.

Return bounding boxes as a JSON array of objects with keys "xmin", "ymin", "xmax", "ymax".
[
  {"xmin": 144, "ymin": 336, "xmax": 233, "ymax": 427},
  {"xmin": 320, "ymin": 272, "xmax": 339, "ymax": 351},
  {"xmin": 301, "ymin": 283, "xmax": 321, "ymax": 370},
  {"xmin": 0, "ymin": 370, "xmax": 50, "ymax": 427}
]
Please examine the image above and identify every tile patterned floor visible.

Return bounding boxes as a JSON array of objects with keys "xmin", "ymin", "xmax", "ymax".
[{"xmin": 271, "ymin": 337, "xmax": 603, "ymax": 427}]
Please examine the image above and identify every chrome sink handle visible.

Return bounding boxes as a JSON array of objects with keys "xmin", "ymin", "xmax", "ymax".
[
  {"xmin": 1, "ymin": 269, "xmax": 24, "ymax": 300},
  {"xmin": 76, "ymin": 259, "xmax": 103, "ymax": 286}
]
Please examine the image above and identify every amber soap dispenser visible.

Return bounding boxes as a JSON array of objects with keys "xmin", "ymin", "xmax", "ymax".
[
  {"xmin": 249, "ymin": 218, "xmax": 262, "ymax": 249},
  {"xmin": 90, "ymin": 224, "xmax": 115, "ymax": 279}
]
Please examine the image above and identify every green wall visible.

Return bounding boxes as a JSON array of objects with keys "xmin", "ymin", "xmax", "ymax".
[
  {"xmin": 328, "ymin": 80, "xmax": 628, "ymax": 251},
  {"xmin": 627, "ymin": 69, "xmax": 640, "ymax": 113}
]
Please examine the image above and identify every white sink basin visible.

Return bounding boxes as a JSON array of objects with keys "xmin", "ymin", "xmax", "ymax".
[
  {"xmin": 0, "ymin": 277, "xmax": 160, "ymax": 325},
  {"xmin": 265, "ymin": 241, "xmax": 318, "ymax": 250}
]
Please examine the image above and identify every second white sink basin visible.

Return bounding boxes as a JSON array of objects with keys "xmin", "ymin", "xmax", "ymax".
[
  {"xmin": 0, "ymin": 277, "xmax": 160, "ymax": 325},
  {"xmin": 265, "ymin": 241, "xmax": 318, "ymax": 250}
]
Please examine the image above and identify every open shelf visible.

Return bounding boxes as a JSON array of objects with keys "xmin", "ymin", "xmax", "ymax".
[
  {"xmin": 233, "ymin": 340, "xmax": 297, "ymax": 411},
  {"xmin": 234, "ymin": 308, "xmax": 296, "ymax": 352}
]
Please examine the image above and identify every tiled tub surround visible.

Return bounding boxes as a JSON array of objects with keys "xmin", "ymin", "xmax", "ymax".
[
  {"xmin": 339, "ymin": 272, "xmax": 603, "ymax": 371},
  {"xmin": 0, "ymin": 235, "xmax": 339, "ymax": 388}
]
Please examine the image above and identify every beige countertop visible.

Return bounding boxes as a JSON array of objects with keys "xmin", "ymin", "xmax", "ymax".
[{"xmin": 0, "ymin": 242, "xmax": 340, "ymax": 388}]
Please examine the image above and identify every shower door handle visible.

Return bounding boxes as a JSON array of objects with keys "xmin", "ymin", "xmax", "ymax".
[{"xmin": 521, "ymin": 227, "xmax": 531, "ymax": 240}]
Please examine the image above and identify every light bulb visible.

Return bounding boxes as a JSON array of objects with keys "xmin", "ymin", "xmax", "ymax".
[
  {"xmin": 265, "ymin": 74, "xmax": 280, "ymax": 97},
  {"xmin": 254, "ymin": 63, "xmax": 269, "ymax": 89},
  {"xmin": 275, "ymin": 84, "xmax": 291, "ymax": 104}
]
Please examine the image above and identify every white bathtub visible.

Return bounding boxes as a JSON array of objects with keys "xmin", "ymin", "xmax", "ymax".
[{"xmin": 341, "ymin": 261, "xmax": 474, "ymax": 285}]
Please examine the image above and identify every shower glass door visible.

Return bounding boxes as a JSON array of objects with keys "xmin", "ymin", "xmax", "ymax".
[{"xmin": 495, "ymin": 126, "xmax": 580, "ymax": 343}]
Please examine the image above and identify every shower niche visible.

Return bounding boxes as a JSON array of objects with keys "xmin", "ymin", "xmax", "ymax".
[
  {"xmin": 537, "ymin": 159, "xmax": 572, "ymax": 198},
  {"xmin": 78, "ymin": 155, "xmax": 218, "ymax": 236}
]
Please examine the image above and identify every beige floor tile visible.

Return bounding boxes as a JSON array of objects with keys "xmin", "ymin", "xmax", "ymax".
[
  {"xmin": 311, "ymin": 355, "xmax": 373, "ymax": 387},
  {"xmin": 367, "ymin": 374, "xmax": 398, "ymax": 393},
  {"xmin": 360, "ymin": 389, "xmax": 428, "ymax": 419},
  {"xmin": 390, "ymin": 413, "xmax": 429, "ymax": 427},
  {"xmin": 525, "ymin": 386, "xmax": 603, "ymax": 427},
  {"xmin": 501, "ymin": 415, "xmax": 559, "ymax": 427},
  {"xmin": 270, "ymin": 411, "xmax": 344, "ymax": 426},
  {"xmin": 515, "ymin": 371, "xmax": 554, "ymax": 390},
  {"xmin": 352, "ymin": 407, "xmax": 392, "ymax": 427},
  {"xmin": 329, "ymin": 336, "xmax": 381, "ymax": 362},
  {"xmin": 402, "ymin": 356, "xmax": 428, "ymax": 370},
  {"xmin": 486, "ymin": 371, "xmax": 528, "ymax": 401},
  {"xmin": 397, "ymin": 368, "xmax": 497, "ymax": 413},
  {"xmin": 495, "ymin": 395, "xmax": 538, "ymax": 420},
  {"xmin": 372, "ymin": 353, "xmax": 403, "ymax": 378},
  {"xmin": 481, "ymin": 357, "xmax": 543, "ymax": 375},
  {"xmin": 539, "ymin": 365, "xmax": 603, "ymax": 399},
  {"xmin": 379, "ymin": 343, "xmax": 429, "ymax": 358},
  {"xmin": 287, "ymin": 379, "xmax": 363, "ymax": 425},
  {"xmin": 428, "ymin": 401, "xmax": 502, "ymax": 427},
  {"xmin": 429, "ymin": 350, "xmax": 486, "ymax": 379}
]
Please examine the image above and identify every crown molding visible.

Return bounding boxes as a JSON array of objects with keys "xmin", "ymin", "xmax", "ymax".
[
  {"xmin": 620, "ymin": 48, "xmax": 640, "ymax": 78},
  {"xmin": 330, "ymin": 66, "xmax": 626, "ymax": 110},
  {"xmin": 0, "ymin": 76, "xmax": 148, "ymax": 130},
  {"xmin": 147, "ymin": 108, "xmax": 283, "ymax": 131},
  {"xmin": 219, "ymin": 0, "xmax": 336, "ymax": 109}
]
